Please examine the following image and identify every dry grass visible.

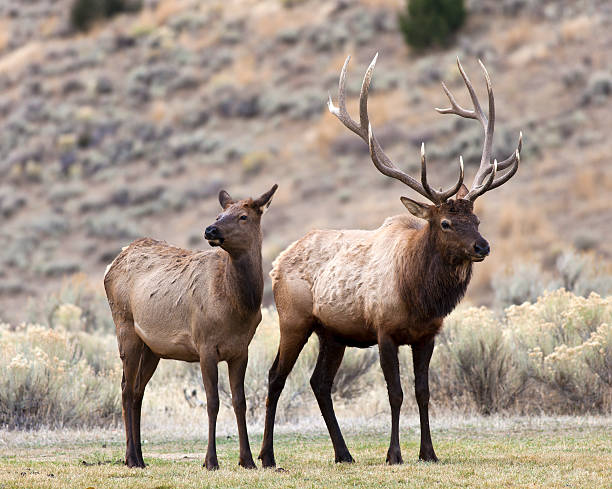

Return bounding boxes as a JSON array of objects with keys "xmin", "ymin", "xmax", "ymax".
[{"xmin": 0, "ymin": 416, "xmax": 610, "ymax": 489}]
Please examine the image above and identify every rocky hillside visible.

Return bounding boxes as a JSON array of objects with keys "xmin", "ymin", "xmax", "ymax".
[{"xmin": 1, "ymin": 0, "xmax": 611, "ymax": 322}]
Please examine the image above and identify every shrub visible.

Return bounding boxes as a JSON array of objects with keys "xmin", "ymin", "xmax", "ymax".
[
  {"xmin": 508, "ymin": 289, "xmax": 612, "ymax": 412},
  {"xmin": 70, "ymin": 0, "xmax": 141, "ymax": 32},
  {"xmin": 435, "ymin": 307, "xmax": 528, "ymax": 414},
  {"xmin": 398, "ymin": 0, "xmax": 466, "ymax": 50},
  {"xmin": 492, "ymin": 263, "xmax": 550, "ymax": 307},
  {"xmin": 492, "ymin": 251, "xmax": 612, "ymax": 308},
  {"xmin": 27, "ymin": 274, "xmax": 115, "ymax": 333},
  {"xmin": 0, "ymin": 323, "xmax": 121, "ymax": 429}
]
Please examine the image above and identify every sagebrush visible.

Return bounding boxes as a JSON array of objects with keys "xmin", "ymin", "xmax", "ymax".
[{"xmin": 2, "ymin": 286, "xmax": 611, "ymax": 429}]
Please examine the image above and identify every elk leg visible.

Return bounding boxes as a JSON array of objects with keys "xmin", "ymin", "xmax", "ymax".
[
  {"xmin": 259, "ymin": 326, "xmax": 312, "ymax": 468},
  {"xmin": 310, "ymin": 334, "xmax": 354, "ymax": 463},
  {"xmin": 200, "ymin": 352, "xmax": 220, "ymax": 470},
  {"xmin": 132, "ymin": 343, "xmax": 160, "ymax": 467},
  {"xmin": 117, "ymin": 324, "xmax": 154, "ymax": 468},
  {"xmin": 378, "ymin": 335, "xmax": 403, "ymax": 465},
  {"xmin": 228, "ymin": 354, "xmax": 256, "ymax": 469},
  {"xmin": 412, "ymin": 337, "xmax": 438, "ymax": 462}
]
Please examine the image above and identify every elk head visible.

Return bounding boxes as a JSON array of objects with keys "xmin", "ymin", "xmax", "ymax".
[
  {"xmin": 328, "ymin": 54, "xmax": 522, "ymax": 264},
  {"xmin": 205, "ymin": 184, "xmax": 278, "ymax": 254}
]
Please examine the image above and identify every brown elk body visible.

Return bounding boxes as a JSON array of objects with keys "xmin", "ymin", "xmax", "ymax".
[
  {"xmin": 258, "ymin": 55, "xmax": 521, "ymax": 466},
  {"xmin": 104, "ymin": 185, "xmax": 277, "ymax": 470}
]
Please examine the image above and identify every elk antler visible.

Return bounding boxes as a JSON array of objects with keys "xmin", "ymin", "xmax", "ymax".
[
  {"xmin": 328, "ymin": 54, "xmax": 464, "ymax": 205},
  {"xmin": 436, "ymin": 58, "xmax": 522, "ymax": 201}
]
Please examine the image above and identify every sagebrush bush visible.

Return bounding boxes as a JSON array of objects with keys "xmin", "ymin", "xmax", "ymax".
[
  {"xmin": 509, "ymin": 289, "xmax": 612, "ymax": 412},
  {"xmin": 3, "ymin": 288, "xmax": 610, "ymax": 431},
  {"xmin": 398, "ymin": 0, "xmax": 466, "ymax": 50},
  {"xmin": 435, "ymin": 307, "xmax": 528, "ymax": 414},
  {"xmin": 70, "ymin": 0, "xmax": 141, "ymax": 32},
  {"xmin": 0, "ymin": 323, "xmax": 120, "ymax": 429},
  {"xmin": 493, "ymin": 251, "xmax": 612, "ymax": 308},
  {"xmin": 27, "ymin": 274, "xmax": 115, "ymax": 333}
]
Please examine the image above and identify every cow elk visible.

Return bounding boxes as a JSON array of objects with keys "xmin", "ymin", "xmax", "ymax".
[
  {"xmin": 104, "ymin": 184, "xmax": 277, "ymax": 470},
  {"xmin": 258, "ymin": 55, "xmax": 521, "ymax": 467}
]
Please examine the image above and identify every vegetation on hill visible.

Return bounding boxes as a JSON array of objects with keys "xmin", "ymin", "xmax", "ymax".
[{"xmin": 399, "ymin": 0, "xmax": 466, "ymax": 50}]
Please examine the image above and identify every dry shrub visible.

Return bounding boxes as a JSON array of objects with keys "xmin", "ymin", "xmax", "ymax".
[
  {"xmin": 0, "ymin": 323, "xmax": 121, "ymax": 429},
  {"xmin": 434, "ymin": 307, "xmax": 527, "ymax": 414},
  {"xmin": 493, "ymin": 251, "xmax": 612, "ymax": 308},
  {"xmin": 27, "ymin": 274, "xmax": 114, "ymax": 333},
  {"xmin": 509, "ymin": 289, "xmax": 612, "ymax": 412}
]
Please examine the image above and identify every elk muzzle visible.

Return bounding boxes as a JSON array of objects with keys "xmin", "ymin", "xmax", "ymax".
[
  {"xmin": 471, "ymin": 239, "xmax": 490, "ymax": 261},
  {"xmin": 205, "ymin": 225, "xmax": 224, "ymax": 247}
]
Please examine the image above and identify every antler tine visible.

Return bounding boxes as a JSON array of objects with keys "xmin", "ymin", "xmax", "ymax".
[
  {"xmin": 328, "ymin": 55, "xmax": 362, "ymax": 138},
  {"xmin": 479, "ymin": 131, "xmax": 522, "ymax": 185},
  {"xmin": 330, "ymin": 54, "xmax": 467, "ymax": 205},
  {"xmin": 421, "ymin": 143, "xmax": 465, "ymax": 202},
  {"xmin": 465, "ymin": 158, "xmax": 497, "ymax": 201},
  {"xmin": 367, "ymin": 124, "xmax": 431, "ymax": 198},
  {"xmin": 436, "ymin": 58, "xmax": 520, "ymax": 201}
]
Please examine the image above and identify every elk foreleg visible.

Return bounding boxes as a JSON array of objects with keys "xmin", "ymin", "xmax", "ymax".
[
  {"xmin": 378, "ymin": 334, "xmax": 403, "ymax": 465},
  {"xmin": 200, "ymin": 352, "xmax": 220, "ymax": 470},
  {"xmin": 228, "ymin": 354, "xmax": 256, "ymax": 469},
  {"xmin": 412, "ymin": 337, "xmax": 438, "ymax": 462},
  {"xmin": 259, "ymin": 325, "xmax": 311, "ymax": 468},
  {"xmin": 310, "ymin": 334, "xmax": 354, "ymax": 463}
]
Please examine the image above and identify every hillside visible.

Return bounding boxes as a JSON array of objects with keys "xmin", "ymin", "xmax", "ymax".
[{"xmin": 1, "ymin": 0, "xmax": 611, "ymax": 322}]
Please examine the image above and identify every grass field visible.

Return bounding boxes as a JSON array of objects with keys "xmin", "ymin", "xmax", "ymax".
[{"xmin": 1, "ymin": 416, "xmax": 610, "ymax": 489}]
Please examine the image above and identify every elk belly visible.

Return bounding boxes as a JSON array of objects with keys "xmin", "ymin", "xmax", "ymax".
[{"xmin": 133, "ymin": 320, "xmax": 199, "ymax": 362}]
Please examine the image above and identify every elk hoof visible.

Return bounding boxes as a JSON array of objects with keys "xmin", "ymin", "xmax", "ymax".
[
  {"xmin": 386, "ymin": 448, "xmax": 403, "ymax": 465},
  {"xmin": 125, "ymin": 456, "xmax": 145, "ymax": 468},
  {"xmin": 258, "ymin": 452, "xmax": 276, "ymax": 469},
  {"xmin": 419, "ymin": 450, "xmax": 439, "ymax": 463},
  {"xmin": 239, "ymin": 458, "xmax": 257, "ymax": 470},
  {"xmin": 204, "ymin": 459, "xmax": 219, "ymax": 471},
  {"xmin": 335, "ymin": 452, "xmax": 355, "ymax": 464}
]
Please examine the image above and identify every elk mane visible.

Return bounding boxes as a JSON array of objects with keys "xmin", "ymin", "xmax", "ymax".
[{"xmin": 396, "ymin": 234, "xmax": 472, "ymax": 321}]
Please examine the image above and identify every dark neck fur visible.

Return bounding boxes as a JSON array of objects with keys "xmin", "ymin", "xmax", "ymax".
[{"xmin": 397, "ymin": 225, "xmax": 472, "ymax": 321}]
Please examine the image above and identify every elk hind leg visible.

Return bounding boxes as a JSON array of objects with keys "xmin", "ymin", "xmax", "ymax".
[
  {"xmin": 310, "ymin": 333, "xmax": 353, "ymax": 463},
  {"xmin": 118, "ymin": 324, "xmax": 159, "ymax": 468}
]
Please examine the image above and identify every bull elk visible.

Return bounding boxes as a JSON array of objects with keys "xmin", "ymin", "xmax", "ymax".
[
  {"xmin": 258, "ymin": 55, "xmax": 521, "ymax": 467},
  {"xmin": 104, "ymin": 184, "xmax": 277, "ymax": 470}
]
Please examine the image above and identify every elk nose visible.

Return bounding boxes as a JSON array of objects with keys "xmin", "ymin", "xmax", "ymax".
[
  {"xmin": 474, "ymin": 240, "xmax": 490, "ymax": 256},
  {"xmin": 204, "ymin": 225, "xmax": 220, "ymax": 239}
]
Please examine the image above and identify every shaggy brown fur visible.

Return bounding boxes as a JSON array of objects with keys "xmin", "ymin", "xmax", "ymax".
[{"xmin": 104, "ymin": 184, "xmax": 277, "ymax": 470}]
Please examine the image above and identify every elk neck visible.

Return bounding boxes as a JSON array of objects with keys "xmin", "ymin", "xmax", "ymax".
[
  {"xmin": 396, "ymin": 223, "xmax": 472, "ymax": 321},
  {"xmin": 222, "ymin": 240, "xmax": 264, "ymax": 314}
]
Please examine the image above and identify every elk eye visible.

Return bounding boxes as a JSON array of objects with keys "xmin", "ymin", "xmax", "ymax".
[
  {"xmin": 441, "ymin": 219, "xmax": 451, "ymax": 230},
  {"xmin": 239, "ymin": 215, "xmax": 247, "ymax": 221}
]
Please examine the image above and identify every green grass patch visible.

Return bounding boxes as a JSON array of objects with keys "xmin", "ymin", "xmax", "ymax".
[{"xmin": 1, "ymin": 421, "xmax": 610, "ymax": 488}]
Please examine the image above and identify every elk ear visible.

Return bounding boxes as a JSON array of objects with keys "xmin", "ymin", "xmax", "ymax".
[
  {"xmin": 219, "ymin": 190, "xmax": 234, "ymax": 209},
  {"xmin": 455, "ymin": 184, "xmax": 469, "ymax": 200},
  {"xmin": 252, "ymin": 184, "xmax": 278, "ymax": 215},
  {"xmin": 400, "ymin": 197, "xmax": 432, "ymax": 220}
]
